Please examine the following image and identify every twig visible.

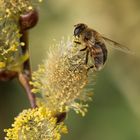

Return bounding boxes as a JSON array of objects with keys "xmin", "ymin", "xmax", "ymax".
[{"xmin": 18, "ymin": 10, "xmax": 39, "ymax": 108}]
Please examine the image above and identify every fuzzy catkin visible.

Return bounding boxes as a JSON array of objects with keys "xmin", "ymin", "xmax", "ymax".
[
  {"xmin": 0, "ymin": 0, "xmax": 42, "ymax": 70},
  {"xmin": 31, "ymin": 38, "xmax": 94, "ymax": 116},
  {"xmin": 4, "ymin": 107, "xmax": 67, "ymax": 140}
]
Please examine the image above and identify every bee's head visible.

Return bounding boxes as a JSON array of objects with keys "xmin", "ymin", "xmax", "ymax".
[{"xmin": 74, "ymin": 23, "xmax": 87, "ymax": 37}]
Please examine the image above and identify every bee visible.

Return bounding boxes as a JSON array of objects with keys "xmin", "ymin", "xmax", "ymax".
[{"xmin": 74, "ymin": 23, "xmax": 131, "ymax": 71}]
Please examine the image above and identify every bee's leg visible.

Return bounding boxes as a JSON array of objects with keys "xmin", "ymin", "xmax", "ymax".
[
  {"xmin": 85, "ymin": 49, "xmax": 89, "ymax": 64},
  {"xmin": 87, "ymin": 65, "xmax": 94, "ymax": 71},
  {"xmin": 88, "ymin": 63, "xmax": 103, "ymax": 71},
  {"xmin": 80, "ymin": 46, "xmax": 87, "ymax": 51},
  {"xmin": 74, "ymin": 41, "xmax": 81, "ymax": 44}
]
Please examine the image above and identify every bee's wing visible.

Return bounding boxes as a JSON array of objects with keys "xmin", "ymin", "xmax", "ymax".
[{"xmin": 102, "ymin": 36, "xmax": 133, "ymax": 54}]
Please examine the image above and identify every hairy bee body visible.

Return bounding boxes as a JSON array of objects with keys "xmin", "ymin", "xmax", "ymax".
[
  {"xmin": 74, "ymin": 23, "xmax": 107, "ymax": 70},
  {"xmin": 74, "ymin": 23, "xmax": 130, "ymax": 71}
]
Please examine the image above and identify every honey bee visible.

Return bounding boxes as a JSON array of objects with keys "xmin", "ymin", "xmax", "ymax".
[{"xmin": 74, "ymin": 23, "xmax": 131, "ymax": 71}]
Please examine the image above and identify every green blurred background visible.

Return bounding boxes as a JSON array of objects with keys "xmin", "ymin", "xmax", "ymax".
[{"xmin": 1, "ymin": 0, "xmax": 140, "ymax": 139}]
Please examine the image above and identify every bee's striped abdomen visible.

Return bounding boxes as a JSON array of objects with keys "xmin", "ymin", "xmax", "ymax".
[{"xmin": 92, "ymin": 42, "xmax": 108, "ymax": 70}]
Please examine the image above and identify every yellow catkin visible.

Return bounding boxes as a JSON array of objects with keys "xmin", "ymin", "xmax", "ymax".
[
  {"xmin": 0, "ymin": 0, "xmax": 43, "ymax": 71},
  {"xmin": 31, "ymin": 38, "xmax": 94, "ymax": 116},
  {"xmin": 0, "ymin": 62, "xmax": 6, "ymax": 68},
  {"xmin": 4, "ymin": 107, "xmax": 67, "ymax": 140}
]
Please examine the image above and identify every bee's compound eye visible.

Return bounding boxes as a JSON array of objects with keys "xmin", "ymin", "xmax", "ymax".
[
  {"xmin": 74, "ymin": 24, "xmax": 86, "ymax": 36},
  {"xmin": 74, "ymin": 28, "xmax": 81, "ymax": 36}
]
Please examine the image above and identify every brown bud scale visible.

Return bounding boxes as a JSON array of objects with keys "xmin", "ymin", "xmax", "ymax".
[
  {"xmin": 19, "ymin": 9, "xmax": 39, "ymax": 30},
  {"xmin": 0, "ymin": 70, "xmax": 18, "ymax": 81}
]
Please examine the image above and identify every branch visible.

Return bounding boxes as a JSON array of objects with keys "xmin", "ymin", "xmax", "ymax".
[{"xmin": 18, "ymin": 10, "xmax": 39, "ymax": 108}]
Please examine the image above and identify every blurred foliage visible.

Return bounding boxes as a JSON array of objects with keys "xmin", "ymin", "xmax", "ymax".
[{"xmin": 0, "ymin": 0, "xmax": 140, "ymax": 139}]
